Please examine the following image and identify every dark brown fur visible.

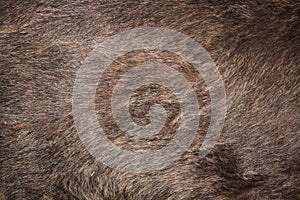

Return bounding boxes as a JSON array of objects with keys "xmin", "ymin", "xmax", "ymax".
[{"xmin": 1, "ymin": 0, "xmax": 299, "ymax": 199}]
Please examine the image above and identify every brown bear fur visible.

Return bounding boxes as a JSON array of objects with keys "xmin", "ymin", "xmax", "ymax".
[{"xmin": 1, "ymin": 0, "xmax": 299, "ymax": 199}]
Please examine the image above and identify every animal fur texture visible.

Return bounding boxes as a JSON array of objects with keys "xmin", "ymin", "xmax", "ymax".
[{"xmin": 1, "ymin": 0, "xmax": 299, "ymax": 199}]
